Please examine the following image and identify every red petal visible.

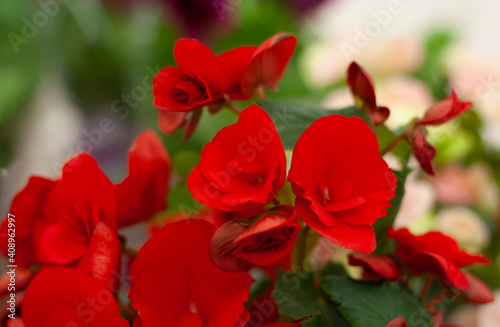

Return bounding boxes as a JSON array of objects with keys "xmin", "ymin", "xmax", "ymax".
[
  {"xmin": 346, "ymin": 62, "xmax": 377, "ymax": 110},
  {"xmin": 0, "ymin": 176, "xmax": 55, "ymax": 267},
  {"xmin": 219, "ymin": 46, "xmax": 258, "ymax": 100},
  {"xmin": 115, "ymin": 130, "xmax": 170, "ymax": 227},
  {"xmin": 405, "ymin": 251, "xmax": 469, "ymax": 290},
  {"xmin": 44, "ymin": 153, "xmax": 117, "ymax": 232},
  {"xmin": 348, "ymin": 252, "xmax": 400, "ymax": 281},
  {"xmin": 175, "ymin": 39, "xmax": 229, "ymax": 95},
  {"xmin": 411, "ymin": 131, "xmax": 436, "ymax": 175},
  {"xmin": 387, "ymin": 228, "xmax": 491, "ymax": 268},
  {"xmin": 386, "ymin": 317, "xmax": 409, "ymax": 327},
  {"xmin": 37, "ymin": 223, "xmax": 88, "ymax": 265},
  {"xmin": 22, "ymin": 267, "xmax": 127, "ymax": 327},
  {"xmin": 210, "ymin": 220, "xmax": 253, "ymax": 272},
  {"xmin": 462, "ymin": 272, "xmax": 494, "ymax": 304},
  {"xmin": 158, "ymin": 109, "xmax": 187, "ymax": 134},
  {"xmin": 129, "ymin": 219, "xmax": 253, "ymax": 327},
  {"xmin": 241, "ymin": 33, "xmax": 297, "ymax": 96},
  {"xmin": 87, "ymin": 221, "xmax": 122, "ymax": 293},
  {"xmin": 417, "ymin": 90, "xmax": 473, "ymax": 126}
]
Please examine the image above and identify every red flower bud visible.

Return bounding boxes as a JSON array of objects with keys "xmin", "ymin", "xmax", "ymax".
[
  {"xmin": 411, "ymin": 131, "xmax": 436, "ymax": 175},
  {"xmin": 210, "ymin": 205, "xmax": 301, "ymax": 272},
  {"xmin": 346, "ymin": 62, "xmax": 390, "ymax": 125}
]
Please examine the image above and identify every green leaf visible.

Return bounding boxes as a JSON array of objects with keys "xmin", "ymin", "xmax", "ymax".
[
  {"xmin": 272, "ymin": 270, "xmax": 349, "ymax": 327},
  {"xmin": 301, "ymin": 313, "xmax": 322, "ymax": 327},
  {"xmin": 259, "ymin": 98, "xmax": 372, "ymax": 149},
  {"xmin": 374, "ymin": 168, "xmax": 411, "ymax": 253},
  {"xmin": 171, "ymin": 150, "xmax": 200, "ymax": 180},
  {"xmin": 320, "ymin": 276, "xmax": 433, "ymax": 327}
]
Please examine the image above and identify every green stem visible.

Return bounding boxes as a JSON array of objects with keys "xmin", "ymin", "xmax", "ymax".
[
  {"xmin": 419, "ymin": 274, "xmax": 434, "ymax": 299},
  {"xmin": 294, "ymin": 225, "xmax": 310, "ymax": 272},
  {"xmin": 227, "ymin": 101, "xmax": 243, "ymax": 115},
  {"xmin": 379, "ymin": 132, "xmax": 407, "ymax": 156}
]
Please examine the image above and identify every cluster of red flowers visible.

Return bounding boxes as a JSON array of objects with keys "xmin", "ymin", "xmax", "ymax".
[
  {"xmin": 0, "ymin": 32, "xmax": 492, "ymax": 327},
  {"xmin": 154, "ymin": 32, "xmax": 296, "ymax": 140}
]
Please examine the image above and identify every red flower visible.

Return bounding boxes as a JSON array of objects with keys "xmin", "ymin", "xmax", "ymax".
[
  {"xmin": 210, "ymin": 205, "xmax": 301, "ymax": 272},
  {"xmin": 288, "ymin": 115, "xmax": 396, "ymax": 253},
  {"xmin": 153, "ymin": 38, "xmax": 229, "ymax": 112},
  {"xmin": 387, "ymin": 228, "xmax": 491, "ymax": 290},
  {"xmin": 346, "ymin": 62, "xmax": 390, "ymax": 125},
  {"xmin": 416, "ymin": 90, "xmax": 472, "ymax": 126},
  {"xmin": 115, "ymin": 130, "xmax": 170, "ymax": 227},
  {"xmin": 188, "ymin": 105, "xmax": 286, "ymax": 211},
  {"xmin": 348, "ymin": 252, "xmax": 401, "ymax": 282},
  {"xmin": 34, "ymin": 154, "xmax": 122, "ymax": 290},
  {"xmin": 22, "ymin": 267, "xmax": 128, "ymax": 327},
  {"xmin": 36, "ymin": 154, "xmax": 118, "ymax": 264},
  {"xmin": 411, "ymin": 131, "xmax": 436, "ymax": 175},
  {"xmin": 0, "ymin": 176, "xmax": 54, "ymax": 267},
  {"xmin": 220, "ymin": 33, "xmax": 297, "ymax": 99},
  {"xmin": 129, "ymin": 219, "xmax": 253, "ymax": 327}
]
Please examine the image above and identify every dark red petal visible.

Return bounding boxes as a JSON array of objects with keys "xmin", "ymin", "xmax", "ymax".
[
  {"xmin": 462, "ymin": 272, "xmax": 494, "ymax": 304},
  {"xmin": 417, "ymin": 90, "xmax": 473, "ymax": 126},
  {"xmin": 241, "ymin": 33, "xmax": 297, "ymax": 96},
  {"xmin": 370, "ymin": 106, "xmax": 390, "ymax": 125},
  {"xmin": 348, "ymin": 252, "xmax": 400, "ymax": 281},
  {"xmin": 346, "ymin": 62, "xmax": 377, "ymax": 110},
  {"xmin": 158, "ymin": 109, "xmax": 187, "ymax": 134},
  {"xmin": 210, "ymin": 220, "xmax": 253, "ymax": 272},
  {"xmin": 129, "ymin": 219, "xmax": 253, "ymax": 327},
  {"xmin": 387, "ymin": 228, "xmax": 491, "ymax": 267},
  {"xmin": 219, "ymin": 46, "xmax": 258, "ymax": 100},
  {"xmin": 174, "ymin": 38, "xmax": 229, "ymax": 95},
  {"xmin": 386, "ymin": 317, "xmax": 409, "ymax": 327},
  {"xmin": 405, "ymin": 251, "xmax": 469, "ymax": 290},
  {"xmin": 22, "ymin": 267, "xmax": 127, "ymax": 327},
  {"xmin": 87, "ymin": 221, "xmax": 122, "ymax": 293},
  {"xmin": 411, "ymin": 131, "xmax": 436, "ymax": 175},
  {"xmin": 183, "ymin": 109, "xmax": 203, "ymax": 140},
  {"xmin": 115, "ymin": 130, "xmax": 170, "ymax": 227},
  {"xmin": 0, "ymin": 176, "xmax": 55, "ymax": 267}
]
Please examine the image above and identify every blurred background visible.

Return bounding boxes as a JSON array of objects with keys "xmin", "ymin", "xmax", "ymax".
[{"xmin": 1, "ymin": 1, "xmax": 499, "ymax": 325}]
